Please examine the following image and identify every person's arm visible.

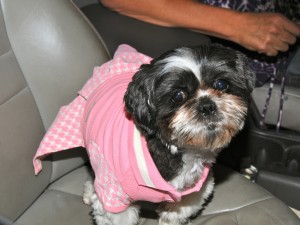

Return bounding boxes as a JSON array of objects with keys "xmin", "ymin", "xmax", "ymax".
[{"xmin": 101, "ymin": 0, "xmax": 300, "ymax": 56}]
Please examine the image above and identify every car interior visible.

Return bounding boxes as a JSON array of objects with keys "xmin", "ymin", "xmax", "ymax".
[{"xmin": 0, "ymin": 0, "xmax": 299, "ymax": 224}]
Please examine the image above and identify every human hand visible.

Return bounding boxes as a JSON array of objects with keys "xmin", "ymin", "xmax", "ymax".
[{"xmin": 231, "ymin": 12, "xmax": 300, "ymax": 56}]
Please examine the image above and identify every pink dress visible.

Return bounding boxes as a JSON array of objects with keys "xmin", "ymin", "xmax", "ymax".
[{"xmin": 33, "ymin": 44, "xmax": 210, "ymax": 213}]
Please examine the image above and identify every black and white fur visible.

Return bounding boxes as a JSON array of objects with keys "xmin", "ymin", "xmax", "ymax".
[{"xmin": 83, "ymin": 45, "xmax": 255, "ymax": 225}]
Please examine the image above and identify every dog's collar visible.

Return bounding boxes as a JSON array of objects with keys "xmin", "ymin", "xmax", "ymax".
[
  {"xmin": 167, "ymin": 144, "xmax": 178, "ymax": 154},
  {"xmin": 157, "ymin": 134, "xmax": 179, "ymax": 154}
]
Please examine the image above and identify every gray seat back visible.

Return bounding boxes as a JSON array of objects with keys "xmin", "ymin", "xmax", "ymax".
[{"xmin": 0, "ymin": 0, "xmax": 109, "ymax": 220}]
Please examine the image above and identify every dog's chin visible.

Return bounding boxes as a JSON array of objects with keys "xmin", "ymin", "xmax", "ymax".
[
  {"xmin": 167, "ymin": 112, "xmax": 246, "ymax": 153},
  {"xmin": 185, "ymin": 126, "xmax": 235, "ymax": 150}
]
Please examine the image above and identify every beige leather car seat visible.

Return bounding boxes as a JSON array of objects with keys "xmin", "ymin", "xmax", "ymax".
[
  {"xmin": 0, "ymin": 0, "xmax": 299, "ymax": 224},
  {"xmin": 0, "ymin": 0, "xmax": 108, "ymax": 223}
]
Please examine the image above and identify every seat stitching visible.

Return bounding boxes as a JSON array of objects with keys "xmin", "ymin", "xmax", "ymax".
[
  {"xmin": 0, "ymin": 86, "xmax": 28, "ymax": 107},
  {"xmin": 44, "ymin": 188, "xmax": 84, "ymax": 199},
  {"xmin": 203, "ymin": 196, "xmax": 274, "ymax": 216},
  {"xmin": 233, "ymin": 209, "xmax": 239, "ymax": 225},
  {"xmin": 0, "ymin": 48, "xmax": 11, "ymax": 58}
]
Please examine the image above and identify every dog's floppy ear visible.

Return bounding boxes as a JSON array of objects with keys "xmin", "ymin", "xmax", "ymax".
[{"xmin": 124, "ymin": 65, "xmax": 157, "ymax": 136}]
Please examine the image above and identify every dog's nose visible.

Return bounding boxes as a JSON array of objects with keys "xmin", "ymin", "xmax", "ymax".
[{"xmin": 197, "ymin": 97, "xmax": 217, "ymax": 116}]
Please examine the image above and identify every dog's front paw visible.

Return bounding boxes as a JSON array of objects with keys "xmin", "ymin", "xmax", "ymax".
[
  {"xmin": 158, "ymin": 218, "xmax": 186, "ymax": 225},
  {"xmin": 83, "ymin": 180, "xmax": 95, "ymax": 205}
]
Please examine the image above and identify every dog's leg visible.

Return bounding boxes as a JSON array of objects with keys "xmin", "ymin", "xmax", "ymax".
[
  {"xmin": 83, "ymin": 180, "xmax": 140, "ymax": 225},
  {"xmin": 83, "ymin": 180, "xmax": 95, "ymax": 205},
  {"xmin": 158, "ymin": 174, "xmax": 214, "ymax": 225},
  {"xmin": 91, "ymin": 195, "xmax": 140, "ymax": 225}
]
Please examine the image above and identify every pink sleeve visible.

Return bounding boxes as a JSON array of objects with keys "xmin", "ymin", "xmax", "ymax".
[{"xmin": 33, "ymin": 97, "xmax": 85, "ymax": 175}]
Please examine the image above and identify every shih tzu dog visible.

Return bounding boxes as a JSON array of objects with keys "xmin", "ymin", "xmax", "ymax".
[{"xmin": 83, "ymin": 45, "xmax": 255, "ymax": 225}]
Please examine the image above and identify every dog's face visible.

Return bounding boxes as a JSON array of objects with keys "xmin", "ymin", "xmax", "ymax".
[{"xmin": 124, "ymin": 45, "xmax": 255, "ymax": 153}]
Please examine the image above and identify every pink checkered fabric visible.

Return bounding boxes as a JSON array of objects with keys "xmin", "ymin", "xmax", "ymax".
[
  {"xmin": 33, "ymin": 44, "xmax": 152, "ymax": 174},
  {"xmin": 88, "ymin": 140, "xmax": 131, "ymax": 209},
  {"xmin": 33, "ymin": 44, "xmax": 210, "ymax": 213},
  {"xmin": 33, "ymin": 45, "xmax": 152, "ymax": 212}
]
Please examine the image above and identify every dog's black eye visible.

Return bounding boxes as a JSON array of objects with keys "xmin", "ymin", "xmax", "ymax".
[
  {"xmin": 172, "ymin": 90, "xmax": 187, "ymax": 104},
  {"xmin": 214, "ymin": 79, "xmax": 228, "ymax": 91}
]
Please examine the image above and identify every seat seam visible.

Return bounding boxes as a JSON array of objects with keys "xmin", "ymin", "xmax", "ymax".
[
  {"xmin": 0, "ymin": 86, "xmax": 28, "ymax": 107},
  {"xmin": 255, "ymin": 203, "xmax": 286, "ymax": 225},
  {"xmin": 14, "ymin": 188, "xmax": 85, "ymax": 222},
  {"xmin": 204, "ymin": 196, "xmax": 291, "ymax": 225},
  {"xmin": 0, "ymin": 48, "xmax": 11, "ymax": 58},
  {"xmin": 44, "ymin": 188, "xmax": 84, "ymax": 199},
  {"xmin": 233, "ymin": 209, "xmax": 239, "ymax": 225},
  {"xmin": 203, "ymin": 196, "xmax": 274, "ymax": 216}
]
